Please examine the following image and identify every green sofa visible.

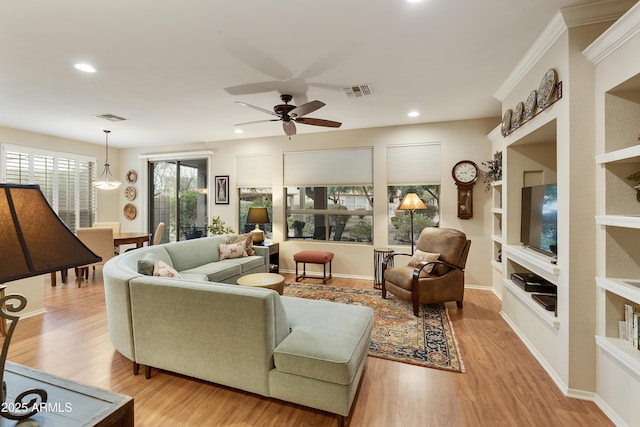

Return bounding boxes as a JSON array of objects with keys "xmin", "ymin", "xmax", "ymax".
[{"xmin": 102, "ymin": 235, "xmax": 374, "ymax": 425}]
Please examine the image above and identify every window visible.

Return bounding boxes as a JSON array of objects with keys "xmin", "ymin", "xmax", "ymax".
[
  {"xmin": 2, "ymin": 144, "xmax": 96, "ymax": 232},
  {"xmin": 387, "ymin": 144, "xmax": 441, "ymax": 246},
  {"xmin": 237, "ymin": 154, "xmax": 273, "ymax": 238},
  {"xmin": 149, "ymin": 158, "xmax": 208, "ymax": 242},
  {"xmin": 284, "ymin": 148, "xmax": 373, "ymax": 243},
  {"xmin": 239, "ymin": 188, "xmax": 272, "ymax": 237},
  {"xmin": 285, "ymin": 186, "xmax": 374, "ymax": 242}
]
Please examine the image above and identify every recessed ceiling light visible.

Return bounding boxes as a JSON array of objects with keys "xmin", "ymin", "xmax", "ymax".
[
  {"xmin": 408, "ymin": 111, "xmax": 420, "ymax": 118},
  {"xmin": 407, "ymin": 0, "xmax": 423, "ymax": 3},
  {"xmin": 74, "ymin": 63, "xmax": 96, "ymax": 73},
  {"xmin": 234, "ymin": 129, "xmax": 244, "ymax": 134}
]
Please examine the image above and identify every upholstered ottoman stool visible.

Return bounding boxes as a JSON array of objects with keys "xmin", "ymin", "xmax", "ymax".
[{"xmin": 293, "ymin": 251, "xmax": 334, "ymax": 284}]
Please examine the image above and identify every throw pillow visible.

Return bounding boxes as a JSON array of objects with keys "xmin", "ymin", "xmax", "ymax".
[
  {"xmin": 219, "ymin": 241, "xmax": 248, "ymax": 260},
  {"xmin": 137, "ymin": 253, "xmax": 158, "ymax": 276},
  {"xmin": 407, "ymin": 250, "xmax": 440, "ymax": 275},
  {"xmin": 153, "ymin": 260, "xmax": 182, "ymax": 278},
  {"xmin": 228, "ymin": 232, "xmax": 255, "ymax": 256}
]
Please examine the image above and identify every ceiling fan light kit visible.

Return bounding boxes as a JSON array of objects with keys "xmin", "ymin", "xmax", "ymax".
[{"xmin": 234, "ymin": 94, "xmax": 342, "ymax": 137}]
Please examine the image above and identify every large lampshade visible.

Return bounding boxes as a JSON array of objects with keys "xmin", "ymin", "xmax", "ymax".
[
  {"xmin": 0, "ymin": 184, "xmax": 101, "ymax": 282},
  {"xmin": 397, "ymin": 193, "xmax": 427, "ymax": 212},
  {"xmin": 246, "ymin": 207, "xmax": 270, "ymax": 244}
]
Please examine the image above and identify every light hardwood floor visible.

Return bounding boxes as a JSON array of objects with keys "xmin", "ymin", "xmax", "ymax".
[{"xmin": 6, "ymin": 271, "xmax": 612, "ymax": 427}]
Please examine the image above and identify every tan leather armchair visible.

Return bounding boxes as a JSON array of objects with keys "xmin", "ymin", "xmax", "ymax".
[{"xmin": 382, "ymin": 227, "xmax": 471, "ymax": 316}]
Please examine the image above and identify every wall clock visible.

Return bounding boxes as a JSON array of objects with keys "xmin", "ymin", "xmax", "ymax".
[{"xmin": 452, "ymin": 160, "xmax": 479, "ymax": 219}]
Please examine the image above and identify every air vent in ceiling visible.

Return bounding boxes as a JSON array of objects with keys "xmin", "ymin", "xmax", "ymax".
[
  {"xmin": 96, "ymin": 113, "xmax": 127, "ymax": 122},
  {"xmin": 342, "ymin": 84, "xmax": 373, "ymax": 98}
]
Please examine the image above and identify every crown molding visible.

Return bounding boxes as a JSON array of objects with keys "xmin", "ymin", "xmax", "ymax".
[
  {"xmin": 583, "ymin": 0, "xmax": 640, "ymax": 65},
  {"xmin": 495, "ymin": 0, "xmax": 635, "ymax": 101}
]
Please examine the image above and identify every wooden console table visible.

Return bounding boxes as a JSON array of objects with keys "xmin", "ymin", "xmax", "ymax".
[{"xmin": 1, "ymin": 361, "xmax": 133, "ymax": 426}]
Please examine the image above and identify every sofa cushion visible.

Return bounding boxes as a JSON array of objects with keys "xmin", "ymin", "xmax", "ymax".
[
  {"xmin": 221, "ymin": 256, "xmax": 265, "ymax": 273},
  {"xmin": 180, "ymin": 261, "xmax": 242, "ymax": 282},
  {"xmin": 164, "ymin": 235, "xmax": 229, "ymax": 271},
  {"xmin": 154, "ymin": 260, "xmax": 182, "ymax": 278},
  {"xmin": 219, "ymin": 241, "xmax": 248, "ymax": 260},
  {"xmin": 228, "ymin": 233, "xmax": 255, "ymax": 256},
  {"xmin": 137, "ymin": 253, "xmax": 157, "ymax": 276},
  {"xmin": 275, "ymin": 297, "xmax": 373, "ymax": 385},
  {"xmin": 408, "ymin": 250, "xmax": 440, "ymax": 275}
]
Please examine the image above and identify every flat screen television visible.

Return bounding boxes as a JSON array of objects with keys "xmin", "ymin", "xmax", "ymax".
[{"xmin": 521, "ymin": 184, "xmax": 558, "ymax": 256}]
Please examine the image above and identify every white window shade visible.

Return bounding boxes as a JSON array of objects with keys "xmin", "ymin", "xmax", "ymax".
[
  {"xmin": 236, "ymin": 154, "xmax": 273, "ymax": 187},
  {"xmin": 284, "ymin": 148, "xmax": 372, "ymax": 186},
  {"xmin": 387, "ymin": 143, "xmax": 441, "ymax": 184}
]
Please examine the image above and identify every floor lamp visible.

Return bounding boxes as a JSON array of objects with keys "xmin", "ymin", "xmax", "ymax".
[
  {"xmin": 0, "ymin": 184, "xmax": 101, "ymax": 420},
  {"xmin": 397, "ymin": 193, "xmax": 427, "ymax": 255}
]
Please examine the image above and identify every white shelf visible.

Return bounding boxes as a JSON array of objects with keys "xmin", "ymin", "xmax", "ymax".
[
  {"xmin": 596, "ymin": 145, "xmax": 640, "ymax": 164},
  {"xmin": 491, "ymin": 260, "xmax": 502, "ymax": 272},
  {"xmin": 504, "ymin": 244, "xmax": 560, "ymax": 282},
  {"xmin": 596, "ymin": 215, "xmax": 640, "ymax": 229},
  {"xmin": 492, "ymin": 180, "xmax": 503, "ymax": 187},
  {"xmin": 595, "ymin": 335, "xmax": 640, "ymax": 379},
  {"xmin": 596, "ymin": 277, "xmax": 640, "ymax": 305},
  {"xmin": 491, "ymin": 234, "xmax": 503, "ymax": 244},
  {"xmin": 491, "ymin": 208, "xmax": 503, "ymax": 214},
  {"xmin": 503, "ymin": 279, "xmax": 559, "ymax": 329}
]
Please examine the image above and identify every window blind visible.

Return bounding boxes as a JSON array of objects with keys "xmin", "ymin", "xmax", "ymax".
[
  {"xmin": 284, "ymin": 148, "xmax": 373, "ymax": 186},
  {"xmin": 386, "ymin": 143, "xmax": 441, "ymax": 184},
  {"xmin": 2, "ymin": 144, "xmax": 96, "ymax": 232}
]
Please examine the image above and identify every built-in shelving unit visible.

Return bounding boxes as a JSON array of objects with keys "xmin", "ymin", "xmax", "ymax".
[{"xmin": 584, "ymin": 3, "xmax": 640, "ymax": 424}]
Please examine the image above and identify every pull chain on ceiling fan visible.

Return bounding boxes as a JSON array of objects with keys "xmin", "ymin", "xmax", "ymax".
[{"xmin": 234, "ymin": 94, "xmax": 342, "ymax": 137}]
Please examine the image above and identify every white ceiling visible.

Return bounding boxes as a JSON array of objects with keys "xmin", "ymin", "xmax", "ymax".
[{"xmin": 0, "ymin": 0, "xmax": 605, "ymax": 148}]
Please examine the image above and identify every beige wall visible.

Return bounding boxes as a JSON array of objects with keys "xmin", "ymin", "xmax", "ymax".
[{"xmin": 118, "ymin": 117, "xmax": 498, "ymax": 286}]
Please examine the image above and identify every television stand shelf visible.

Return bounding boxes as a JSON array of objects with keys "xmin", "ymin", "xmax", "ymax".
[{"xmin": 503, "ymin": 245, "xmax": 559, "ymax": 281}]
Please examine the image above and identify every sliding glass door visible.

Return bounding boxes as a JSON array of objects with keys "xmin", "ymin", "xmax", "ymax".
[{"xmin": 149, "ymin": 158, "xmax": 208, "ymax": 242}]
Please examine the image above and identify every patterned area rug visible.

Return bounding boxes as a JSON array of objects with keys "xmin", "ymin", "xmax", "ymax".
[{"xmin": 283, "ymin": 282, "xmax": 464, "ymax": 373}]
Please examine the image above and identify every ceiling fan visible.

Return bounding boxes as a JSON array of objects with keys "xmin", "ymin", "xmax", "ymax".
[{"xmin": 234, "ymin": 94, "xmax": 342, "ymax": 136}]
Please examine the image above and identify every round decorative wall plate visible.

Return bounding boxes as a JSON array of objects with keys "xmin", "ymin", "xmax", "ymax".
[
  {"xmin": 124, "ymin": 186, "xmax": 137, "ymax": 201},
  {"xmin": 501, "ymin": 109, "xmax": 512, "ymax": 137},
  {"xmin": 126, "ymin": 169, "xmax": 138, "ymax": 184},
  {"xmin": 123, "ymin": 203, "xmax": 137, "ymax": 220},
  {"xmin": 511, "ymin": 102, "xmax": 524, "ymax": 129},
  {"xmin": 523, "ymin": 90, "xmax": 537, "ymax": 121},
  {"xmin": 537, "ymin": 68, "xmax": 557, "ymax": 109}
]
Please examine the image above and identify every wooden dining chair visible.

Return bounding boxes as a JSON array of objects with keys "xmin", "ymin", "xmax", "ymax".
[
  {"xmin": 76, "ymin": 227, "xmax": 115, "ymax": 285},
  {"xmin": 152, "ymin": 222, "xmax": 165, "ymax": 245}
]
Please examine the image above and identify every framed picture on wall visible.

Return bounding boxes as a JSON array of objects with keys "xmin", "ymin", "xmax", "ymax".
[{"xmin": 215, "ymin": 175, "xmax": 229, "ymax": 204}]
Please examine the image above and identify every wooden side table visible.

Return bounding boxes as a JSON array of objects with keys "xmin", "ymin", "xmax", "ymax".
[{"xmin": 256, "ymin": 242, "xmax": 279, "ymax": 273}]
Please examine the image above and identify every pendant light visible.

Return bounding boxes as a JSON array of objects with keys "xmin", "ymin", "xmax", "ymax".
[{"xmin": 93, "ymin": 129, "xmax": 121, "ymax": 190}]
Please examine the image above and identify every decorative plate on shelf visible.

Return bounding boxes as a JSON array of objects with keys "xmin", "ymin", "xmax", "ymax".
[
  {"xmin": 523, "ymin": 90, "xmax": 537, "ymax": 121},
  {"xmin": 501, "ymin": 109, "xmax": 512, "ymax": 137},
  {"xmin": 125, "ymin": 169, "xmax": 138, "ymax": 184},
  {"xmin": 537, "ymin": 68, "xmax": 557, "ymax": 109},
  {"xmin": 123, "ymin": 203, "xmax": 137, "ymax": 220},
  {"xmin": 124, "ymin": 186, "xmax": 137, "ymax": 201},
  {"xmin": 511, "ymin": 102, "xmax": 524, "ymax": 129}
]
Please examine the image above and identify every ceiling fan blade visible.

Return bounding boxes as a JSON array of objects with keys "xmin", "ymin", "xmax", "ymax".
[
  {"xmin": 234, "ymin": 119, "xmax": 280, "ymax": 126},
  {"xmin": 225, "ymin": 82, "xmax": 281, "ymax": 96},
  {"xmin": 235, "ymin": 101, "xmax": 278, "ymax": 117},
  {"xmin": 283, "ymin": 121, "xmax": 296, "ymax": 136},
  {"xmin": 288, "ymin": 100, "xmax": 325, "ymax": 118},
  {"xmin": 295, "ymin": 117, "xmax": 342, "ymax": 128}
]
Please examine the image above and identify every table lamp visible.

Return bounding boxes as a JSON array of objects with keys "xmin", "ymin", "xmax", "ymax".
[
  {"xmin": 0, "ymin": 183, "xmax": 101, "ymax": 420},
  {"xmin": 397, "ymin": 193, "xmax": 427, "ymax": 255},
  {"xmin": 246, "ymin": 207, "xmax": 269, "ymax": 244}
]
